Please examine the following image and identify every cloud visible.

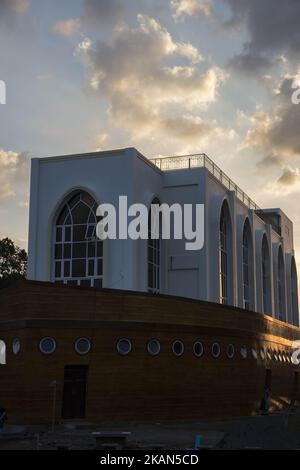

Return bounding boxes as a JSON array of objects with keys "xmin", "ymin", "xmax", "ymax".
[
  {"xmin": 241, "ymin": 72, "xmax": 300, "ymax": 188},
  {"xmin": 245, "ymin": 76, "xmax": 300, "ymax": 163},
  {"xmin": 228, "ymin": 53, "xmax": 272, "ymax": 76},
  {"xmin": 276, "ymin": 167, "xmax": 300, "ymax": 188},
  {"xmin": 18, "ymin": 201, "xmax": 29, "ymax": 208},
  {"xmin": 53, "ymin": 18, "xmax": 81, "ymax": 37},
  {"xmin": 82, "ymin": 0, "xmax": 123, "ymax": 27},
  {"xmin": 77, "ymin": 15, "xmax": 227, "ymax": 143},
  {"xmin": 0, "ymin": 0, "xmax": 29, "ymax": 17},
  {"xmin": 171, "ymin": 0, "xmax": 212, "ymax": 20},
  {"xmin": 92, "ymin": 132, "xmax": 109, "ymax": 151},
  {"xmin": 0, "ymin": 149, "xmax": 30, "ymax": 201},
  {"xmin": 223, "ymin": 0, "xmax": 300, "ymax": 73}
]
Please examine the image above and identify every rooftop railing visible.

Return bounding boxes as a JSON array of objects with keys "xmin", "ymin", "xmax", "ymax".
[{"xmin": 150, "ymin": 153, "xmax": 260, "ymax": 211}]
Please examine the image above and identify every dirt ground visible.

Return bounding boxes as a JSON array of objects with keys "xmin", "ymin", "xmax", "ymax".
[{"xmin": 1, "ymin": 407, "xmax": 300, "ymax": 450}]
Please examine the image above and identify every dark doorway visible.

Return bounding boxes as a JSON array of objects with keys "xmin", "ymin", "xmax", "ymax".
[
  {"xmin": 265, "ymin": 369, "xmax": 272, "ymax": 389},
  {"xmin": 62, "ymin": 365, "xmax": 88, "ymax": 419}
]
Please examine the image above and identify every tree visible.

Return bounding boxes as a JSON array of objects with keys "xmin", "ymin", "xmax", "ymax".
[{"xmin": 0, "ymin": 238, "xmax": 27, "ymax": 288}]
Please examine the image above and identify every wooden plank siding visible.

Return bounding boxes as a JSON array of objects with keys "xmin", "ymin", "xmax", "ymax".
[{"xmin": 0, "ymin": 280, "xmax": 299, "ymax": 424}]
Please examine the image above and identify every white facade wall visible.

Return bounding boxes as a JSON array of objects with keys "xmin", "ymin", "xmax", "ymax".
[{"xmin": 27, "ymin": 148, "xmax": 299, "ymax": 326}]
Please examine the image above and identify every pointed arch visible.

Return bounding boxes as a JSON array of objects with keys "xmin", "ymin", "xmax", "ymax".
[
  {"xmin": 291, "ymin": 256, "xmax": 299, "ymax": 326},
  {"xmin": 242, "ymin": 218, "xmax": 253, "ymax": 310},
  {"xmin": 148, "ymin": 197, "xmax": 161, "ymax": 294},
  {"xmin": 278, "ymin": 245, "xmax": 286, "ymax": 321},
  {"xmin": 53, "ymin": 190, "xmax": 103, "ymax": 288},
  {"xmin": 219, "ymin": 200, "xmax": 233, "ymax": 305},
  {"xmin": 262, "ymin": 234, "xmax": 271, "ymax": 314},
  {"xmin": 0, "ymin": 340, "xmax": 6, "ymax": 365}
]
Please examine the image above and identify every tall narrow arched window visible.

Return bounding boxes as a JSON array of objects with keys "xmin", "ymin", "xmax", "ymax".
[
  {"xmin": 262, "ymin": 235, "xmax": 270, "ymax": 314},
  {"xmin": 0, "ymin": 340, "xmax": 6, "ymax": 365},
  {"xmin": 219, "ymin": 202, "xmax": 232, "ymax": 305},
  {"xmin": 291, "ymin": 257, "xmax": 298, "ymax": 326},
  {"xmin": 278, "ymin": 246, "xmax": 285, "ymax": 321},
  {"xmin": 148, "ymin": 198, "xmax": 161, "ymax": 294},
  {"xmin": 54, "ymin": 190, "xmax": 103, "ymax": 288},
  {"xmin": 242, "ymin": 221, "xmax": 251, "ymax": 310}
]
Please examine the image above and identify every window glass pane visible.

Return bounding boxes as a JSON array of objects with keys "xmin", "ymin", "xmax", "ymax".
[
  {"xmin": 81, "ymin": 192, "xmax": 95, "ymax": 207},
  {"xmin": 57, "ymin": 206, "xmax": 68, "ymax": 225},
  {"xmin": 68, "ymin": 193, "xmax": 81, "ymax": 209},
  {"xmin": 65, "ymin": 226, "xmax": 71, "ymax": 242},
  {"xmin": 97, "ymin": 259, "xmax": 103, "ymax": 276},
  {"xmin": 55, "ymin": 261, "xmax": 61, "ymax": 278},
  {"xmin": 75, "ymin": 338, "xmax": 91, "ymax": 355},
  {"xmin": 86, "ymin": 224, "xmax": 96, "ymax": 239},
  {"xmin": 64, "ymin": 260, "xmax": 70, "ymax": 277},
  {"xmin": 56, "ymin": 227, "xmax": 62, "ymax": 242},
  {"xmin": 117, "ymin": 339, "xmax": 132, "ymax": 355},
  {"xmin": 80, "ymin": 280, "xmax": 91, "ymax": 287},
  {"xmin": 63, "ymin": 243, "xmax": 71, "ymax": 259},
  {"xmin": 97, "ymin": 241, "xmax": 103, "ymax": 257},
  {"xmin": 88, "ymin": 207, "xmax": 97, "ymax": 224},
  {"xmin": 55, "ymin": 244, "xmax": 62, "ymax": 260},
  {"xmin": 73, "ymin": 242, "xmax": 87, "ymax": 259},
  {"xmin": 65, "ymin": 214, "xmax": 71, "ymax": 225},
  {"xmin": 73, "ymin": 225, "xmax": 86, "ymax": 242},
  {"xmin": 88, "ymin": 241, "xmax": 96, "ymax": 257},
  {"xmin": 88, "ymin": 259, "xmax": 94, "ymax": 276},
  {"xmin": 94, "ymin": 279, "xmax": 102, "ymax": 288},
  {"xmin": 39, "ymin": 337, "xmax": 56, "ymax": 354},
  {"xmin": 72, "ymin": 259, "xmax": 86, "ymax": 277},
  {"xmin": 72, "ymin": 202, "xmax": 90, "ymax": 224}
]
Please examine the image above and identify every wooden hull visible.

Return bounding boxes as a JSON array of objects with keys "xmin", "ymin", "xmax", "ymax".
[{"xmin": 0, "ymin": 281, "xmax": 300, "ymax": 424}]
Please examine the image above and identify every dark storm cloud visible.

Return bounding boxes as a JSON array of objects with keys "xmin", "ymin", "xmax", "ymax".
[
  {"xmin": 224, "ymin": 0, "xmax": 300, "ymax": 73},
  {"xmin": 228, "ymin": 52, "xmax": 272, "ymax": 76}
]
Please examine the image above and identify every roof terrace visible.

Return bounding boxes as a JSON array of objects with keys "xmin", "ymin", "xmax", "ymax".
[{"xmin": 150, "ymin": 153, "xmax": 260, "ymax": 212}]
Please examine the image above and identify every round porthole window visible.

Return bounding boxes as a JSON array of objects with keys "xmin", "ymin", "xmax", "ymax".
[
  {"xmin": 212, "ymin": 343, "xmax": 221, "ymax": 358},
  {"xmin": 252, "ymin": 348, "xmax": 258, "ymax": 360},
  {"xmin": 75, "ymin": 337, "xmax": 91, "ymax": 355},
  {"xmin": 147, "ymin": 339, "xmax": 161, "ymax": 356},
  {"xmin": 193, "ymin": 341, "xmax": 204, "ymax": 358},
  {"xmin": 39, "ymin": 337, "xmax": 56, "ymax": 355},
  {"xmin": 227, "ymin": 344, "xmax": 235, "ymax": 359},
  {"xmin": 240, "ymin": 346, "xmax": 247, "ymax": 359},
  {"xmin": 12, "ymin": 338, "xmax": 21, "ymax": 355},
  {"xmin": 172, "ymin": 340, "xmax": 184, "ymax": 357},
  {"xmin": 117, "ymin": 338, "xmax": 132, "ymax": 356}
]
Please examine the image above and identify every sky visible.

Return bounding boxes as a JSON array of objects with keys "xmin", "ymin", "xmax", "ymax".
[{"xmin": 1, "ymin": 0, "xmax": 300, "ymax": 273}]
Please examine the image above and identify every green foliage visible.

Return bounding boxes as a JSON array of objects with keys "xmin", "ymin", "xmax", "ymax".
[{"xmin": 0, "ymin": 238, "xmax": 27, "ymax": 288}]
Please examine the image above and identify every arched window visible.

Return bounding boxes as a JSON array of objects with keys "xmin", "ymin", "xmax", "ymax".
[
  {"xmin": 0, "ymin": 340, "xmax": 6, "ymax": 365},
  {"xmin": 54, "ymin": 190, "xmax": 103, "ymax": 288},
  {"xmin": 148, "ymin": 198, "xmax": 161, "ymax": 294},
  {"xmin": 262, "ymin": 235, "xmax": 270, "ymax": 314},
  {"xmin": 291, "ymin": 257, "xmax": 298, "ymax": 326},
  {"xmin": 278, "ymin": 246, "xmax": 285, "ymax": 320},
  {"xmin": 219, "ymin": 202, "xmax": 231, "ymax": 305},
  {"xmin": 242, "ymin": 221, "xmax": 251, "ymax": 310}
]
